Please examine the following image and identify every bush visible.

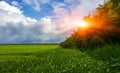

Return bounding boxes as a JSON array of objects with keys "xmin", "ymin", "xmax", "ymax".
[{"xmin": 60, "ymin": 26, "xmax": 120, "ymax": 50}]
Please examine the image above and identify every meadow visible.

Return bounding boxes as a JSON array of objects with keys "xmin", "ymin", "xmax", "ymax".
[{"xmin": 0, "ymin": 44, "xmax": 120, "ymax": 73}]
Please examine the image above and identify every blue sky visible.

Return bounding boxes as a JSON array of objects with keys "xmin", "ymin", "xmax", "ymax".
[{"xmin": 0, "ymin": 0, "xmax": 104, "ymax": 43}]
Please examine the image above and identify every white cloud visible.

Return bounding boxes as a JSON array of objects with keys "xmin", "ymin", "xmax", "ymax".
[
  {"xmin": 23, "ymin": 0, "xmax": 50, "ymax": 11},
  {"xmin": 40, "ymin": 0, "xmax": 50, "ymax": 4},
  {"xmin": 79, "ymin": 0, "xmax": 104, "ymax": 14},
  {"xmin": 0, "ymin": 1, "xmax": 21, "ymax": 14},
  {"xmin": 0, "ymin": 1, "xmax": 37, "ymax": 26},
  {"xmin": 38, "ymin": 17, "xmax": 54, "ymax": 34},
  {"xmin": 11, "ymin": 1, "xmax": 22, "ymax": 9},
  {"xmin": 64, "ymin": 0, "xmax": 74, "ymax": 3},
  {"xmin": 51, "ymin": 2, "xmax": 70, "ymax": 20},
  {"xmin": 23, "ymin": 0, "xmax": 41, "ymax": 11},
  {"xmin": 64, "ymin": 0, "xmax": 104, "ymax": 17}
]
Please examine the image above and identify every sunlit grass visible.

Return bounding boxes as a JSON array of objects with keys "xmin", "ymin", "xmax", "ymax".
[{"xmin": 0, "ymin": 45, "xmax": 58, "ymax": 54}]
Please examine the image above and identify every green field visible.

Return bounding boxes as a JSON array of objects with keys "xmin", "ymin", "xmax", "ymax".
[
  {"xmin": 0, "ymin": 45, "xmax": 120, "ymax": 73},
  {"xmin": 0, "ymin": 45, "xmax": 59, "ymax": 54}
]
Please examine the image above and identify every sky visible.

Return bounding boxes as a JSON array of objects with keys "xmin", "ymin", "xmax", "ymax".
[{"xmin": 0, "ymin": 0, "xmax": 104, "ymax": 43}]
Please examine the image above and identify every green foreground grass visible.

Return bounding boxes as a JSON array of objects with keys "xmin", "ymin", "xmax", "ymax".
[{"xmin": 0, "ymin": 45, "xmax": 120, "ymax": 73}]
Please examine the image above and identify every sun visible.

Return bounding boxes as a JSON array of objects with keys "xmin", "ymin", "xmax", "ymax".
[
  {"xmin": 78, "ymin": 21, "xmax": 88, "ymax": 27},
  {"xmin": 74, "ymin": 20, "xmax": 88, "ymax": 28}
]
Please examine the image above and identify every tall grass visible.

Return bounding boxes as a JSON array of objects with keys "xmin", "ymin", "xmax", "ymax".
[
  {"xmin": 86, "ymin": 44, "xmax": 120, "ymax": 73},
  {"xmin": 0, "ymin": 45, "xmax": 120, "ymax": 73}
]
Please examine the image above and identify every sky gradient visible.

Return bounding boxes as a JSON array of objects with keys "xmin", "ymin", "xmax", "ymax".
[{"xmin": 0, "ymin": 0, "xmax": 104, "ymax": 43}]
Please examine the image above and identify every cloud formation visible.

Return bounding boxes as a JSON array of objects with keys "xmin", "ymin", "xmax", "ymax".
[
  {"xmin": 64, "ymin": 0, "xmax": 104, "ymax": 17},
  {"xmin": 0, "ymin": 1, "xmax": 49, "ymax": 43},
  {"xmin": 0, "ymin": 1, "xmax": 69, "ymax": 43},
  {"xmin": 23, "ymin": 0, "xmax": 50, "ymax": 11},
  {"xmin": 11, "ymin": 1, "xmax": 22, "ymax": 9}
]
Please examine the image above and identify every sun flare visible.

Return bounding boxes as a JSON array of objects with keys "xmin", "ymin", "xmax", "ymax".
[{"xmin": 74, "ymin": 21, "xmax": 88, "ymax": 28}]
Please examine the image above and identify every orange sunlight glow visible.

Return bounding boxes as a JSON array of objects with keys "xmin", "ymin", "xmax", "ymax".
[
  {"xmin": 74, "ymin": 20, "xmax": 89, "ymax": 28},
  {"xmin": 63, "ymin": 17, "xmax": 90, "ymax": 30}
]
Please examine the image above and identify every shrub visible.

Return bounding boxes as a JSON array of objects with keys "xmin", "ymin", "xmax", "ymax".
[{"xmin": 60, "ymin": 26, "xmax": 120, "ymax": 50}]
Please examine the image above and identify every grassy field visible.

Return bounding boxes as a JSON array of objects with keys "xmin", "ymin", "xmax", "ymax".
[
  {"xmin": 0, "ymin": 44, "xmax": 120, "ymax": 73},
  {"xmin": 0, "ymin": 45, "xmax": 58, "ymax": 54}
]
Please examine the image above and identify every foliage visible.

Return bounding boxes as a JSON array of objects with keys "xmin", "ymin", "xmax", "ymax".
[{"xmin": 60, "ymin": 0, "xmax": 120, "ymax": 50}]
